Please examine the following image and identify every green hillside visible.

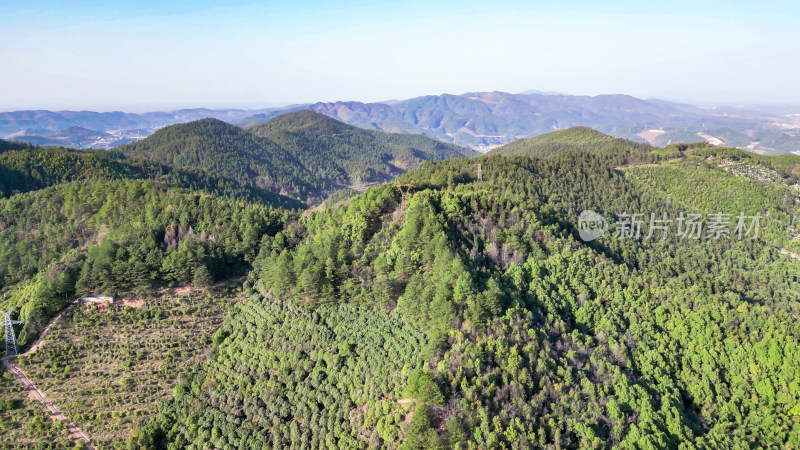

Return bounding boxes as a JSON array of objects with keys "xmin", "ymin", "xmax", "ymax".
[
  {"xmin": 489, "ymin": 126, "xmax": 656, "ymax": 160},
  {"xmin": 117, "ymin": 113, "xmax": 476, "ymax": 204},
  {"xmin": 131, "ymin": 149, "xmax": 800, "ymax": 448},
  {"xmin": 116, "ymin": 118, "xmax": 328, "ymax": 202},
  {"xmin": 0, "ymin": 178, "xmax": 297, "ymax": 347},
  {"xmin": 2, "ymin": 128, "xmax": 800, "ymax": 449},
  {"xmin": 502, "ymin": 126, "xmax": 615, "ymax": 146},
  {"xmin": 0, "ymin": 146, "xmax": 156, "ymax": 196},
  {"xmin": 0, "ymin": 142, "xmax": 303, "ymax": 208},
  {"xmin": 248, "ymin": 110, "xmax": 477, "ymax": 186}
]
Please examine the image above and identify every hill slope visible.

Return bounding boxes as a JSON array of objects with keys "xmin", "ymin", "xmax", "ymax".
[
  {"xmin": 247, "ymin": 110, "xmax": 477, "ymax": 187},
  {"xmin": 0, "ymin": 140, "xmax": 303, "ymax": 208},
  {"xmin": 116, "ymin": 118, "xmax": 327, "ymax": 201},
  {"xmin": 4, "ymin": 127, "xmax": 800, "ymax": 448},
  {"xmin": 489, "ymin": 126, "xmax": 655, "ymax": 158},
  {"xmin": 118, "ymin": 113, "xmax": 476, "ymax": 202},
  {"xmin": 0, "ymin": 177, "xmax": 296, "ymax": 346},
  {"xmin": 133, "ymin": 148, "xmax": 800, "ymax": 448},
  {"xmin": 0, "ymin": 139, "xmax": 35, "ymax": 153}
]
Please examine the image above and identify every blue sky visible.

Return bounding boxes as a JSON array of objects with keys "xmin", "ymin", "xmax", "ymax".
[{"xmin": 1, "ymin": 0, "xmax": 798, "ymax": 111}]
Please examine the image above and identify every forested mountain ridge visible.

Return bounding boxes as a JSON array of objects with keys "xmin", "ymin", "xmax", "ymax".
[
  {"xmin": 0, "ymin": 140, "xmax": 304, "ymax": 207},
  {"xmin": 247, "ymin": 110, "xmax": 477, "ymax": 187},
  {"xmin": 489, "ymin": 126, "xmax": 656, "ymax": 158},
  {"xmin": 2, "ymin": 126, "xmax": 800, "ymax": 448},
  {"xmin": 0, "ymin": 110, "xmax": 469, "ymax": 356},
  {"xmin": 0, "ymin": 138, "xmax": 304, "ymax": 354},
  {"xmin": 6, "ymin": 92, "xmax": 800, "ymax": 154},
  {"xmin": 116, "ymin": 118, "xmax": 328, "ymax": 202},
  {"xmin": 0, "ymin": 139, "xmax": 36, "ymax": 153},
  {"xmin": 250, "ymin": 92, "xmax": 800, "ymax": 154},
  {"xmin": 132, "ymin": 146, "xmax": 800, "ymax": 448},
  {"xmin": 117, "ymin": 113, "xmax": 476, "ymax": 203},
  {"xmin": 0, "ymin": 178, "xmax": 297, "ymax": 348}
]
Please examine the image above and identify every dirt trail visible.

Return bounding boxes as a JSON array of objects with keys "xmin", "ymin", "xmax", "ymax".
[
  {"xmin": 781, "ymin": 248, "xmax": 800, "ymax": 260},
  {"xmin": 3, "ymin": 303, "xmax": 94, "ymax": 449},
  {"xmin": 22, "ymin": 304, "xmax": 75, "ymax": 356},
  {"xmin": 2, "ymin": 356, "xmax": 94, "ymax": 449}
]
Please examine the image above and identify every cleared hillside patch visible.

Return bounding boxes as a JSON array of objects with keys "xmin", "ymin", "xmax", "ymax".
[
  {"xmin": 17, "ymin": 288, "xmax": 233, "ymax": 448},
  {"xmin": 0, "ymin": 368, "xmax": 74, "ymax": 449}
]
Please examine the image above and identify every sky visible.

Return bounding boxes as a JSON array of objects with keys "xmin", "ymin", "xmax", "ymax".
[{"xmin": 1, "ymin": 0, "xmax": 799, "ymax": 111}]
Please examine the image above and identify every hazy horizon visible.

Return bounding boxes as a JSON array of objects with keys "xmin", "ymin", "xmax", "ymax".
[
  {"xmin": 2, "ymin": 0, "xmax": 799, "ymax": 111},
  {"xmin": 3, "ymin": 89, "xmax": 800, "ymax": 115}
]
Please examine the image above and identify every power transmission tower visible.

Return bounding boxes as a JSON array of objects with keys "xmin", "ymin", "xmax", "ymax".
[
  {"xmin": 395, "ymin": 183, "xmax": 414, "ymax": 205},
  {"xmin": 476, "ymin": 163, "xmax": 483, "ymax": 181},
  {"xmin": 1, "ymin": 311, "xmax": 22, "ymax": 357}
]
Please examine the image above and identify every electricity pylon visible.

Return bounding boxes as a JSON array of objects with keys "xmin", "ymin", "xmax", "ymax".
[
  {"xmin": 1, "ymin": 311, "xmax": 22, "ymax": 357},
  {"xmin": 395, "ymin": 183, "xmax": 414, "ymax": 205}
]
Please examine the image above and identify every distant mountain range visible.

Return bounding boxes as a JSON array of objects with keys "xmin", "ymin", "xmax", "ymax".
[
  {"xmin": 0, "ymin": 107, "xmax": 287, "ymax": 149},
  {"xmin": 3, "ymin": 91, "xmax": 800, "ymax": 154}
]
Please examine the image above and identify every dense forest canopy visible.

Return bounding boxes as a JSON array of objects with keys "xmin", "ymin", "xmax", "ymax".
[
  {"xmin": 0, "ymin": 144, "xmax": 305, "ymax": 207},
  {"xmin": 488, "ymin": 126, "xmax": 657, "ymax": 158},
  {"xmin": 1, "ymin": 124, "xmax": 799, "ymax": 449},
  {"xmin": 248, "ymin": 110, "xmax": 477, "ymax": 186},
  {"xmin": 0, "ymin": 178, "xmax": 295, "ymax": 347},
  {"xmin": 137, "ymin": 142, "xmax": 800, "ymax": 448},
  {"xmin": 116, "ymin": 111, "xmax": 475, "ymax": 204},
  {"xmin": 115, "ymin": 118, "xmax": 327, "ymax": 201}
]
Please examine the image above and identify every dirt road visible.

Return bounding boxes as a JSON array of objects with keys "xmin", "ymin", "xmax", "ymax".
[
  {"xmin": 22, "ymin": 304, "xmax": 75, "ymax": 356},
  {"xmin": 781, "ymin": 248, "xmax": 800, "ymax": 261}
]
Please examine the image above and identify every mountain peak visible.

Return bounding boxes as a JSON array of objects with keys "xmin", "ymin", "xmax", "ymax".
[
  {"xmin": 247, "ymin": 109, "xmax": 344, "ymax": 134},
  {"xmin": 489, "ymin": 126, "xmax": 651, "ymax": 157},
  {"xmin": 535, "ymin": 126, "xmax": 615, "ymax": 143}
]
